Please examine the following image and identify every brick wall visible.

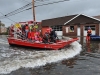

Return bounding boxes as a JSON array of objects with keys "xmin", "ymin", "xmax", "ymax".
[
  {"xmin": 63, "ymin": 23, "xmax": 100, "ymax": 36},
  {"xmin": 63, "ymin": 25, "xmax": 77, "ymax": 36}
]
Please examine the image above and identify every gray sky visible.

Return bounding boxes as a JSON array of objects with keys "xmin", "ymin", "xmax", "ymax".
[{"xmin": 0, "ymin": 0, "xmax": 100, "ymax": 27}]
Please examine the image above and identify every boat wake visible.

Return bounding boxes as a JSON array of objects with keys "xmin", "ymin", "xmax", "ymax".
[
  {"xmin": 0, "ymin": 39, "xmax": 8, "ymax": 45},
  {"xmin": 0, "ymin": 38, "xmax": 82, "ymax": 74}
]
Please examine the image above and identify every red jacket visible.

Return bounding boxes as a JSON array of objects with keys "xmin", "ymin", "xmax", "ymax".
[{"xmin": 28, "ymin": 31, "xmax": 31, "ymax": 39}]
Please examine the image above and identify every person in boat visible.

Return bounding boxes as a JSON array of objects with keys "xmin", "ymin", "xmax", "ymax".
[
  {"xmin": 49, "ymin": 28, "xmax": 57, "ymax": 43},
  {"xmin": 30, "ymin": 28, "xmax": 42, "ymax": 42},
  {"xmin": 21, "ymin": 24, "xmax": 25, "ymax": 33},
  {"xmin": 21, "ymin": 24, "xmax": 26, "ymax": 40},
  {"xmin": 42, "ymin": 29, "xmax": 50, "ymax": 43},
  {"xmin": 25, "ymin": 24, "xmax": 29, "ymax": 39},
  {"xmin": 34, "ymin": 31, "xmax": 42, "ymax": 43},
  {"xmin": 29, "ymin": 25, "xmax": 33, "ymax": 31},
  {"xmin": 31, "ymin": 29, "xmax": 35, "ymax": 41},
  {"xmin": 86, "ymin": 27, "xmax": 92, "ymax": 41},
  {"xmin": 34, "ymin": 22, "xmax": 38, "ymax": 31},
  {"xmin": 9, "ymin": 25, "xmax": 14, "ymax": 37},
  {"xmin": 28, "ymin": 29, "xmax": 32, "ymax": 41}
]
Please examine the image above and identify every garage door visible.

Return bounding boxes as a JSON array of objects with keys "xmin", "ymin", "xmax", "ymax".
[
  {"xmin": 55, "ymin": 31, "xmax": 62, "ymax": 36},
  {"xmin": 51, "ymin": 25, "xmax": 63, "ymax": 36}
]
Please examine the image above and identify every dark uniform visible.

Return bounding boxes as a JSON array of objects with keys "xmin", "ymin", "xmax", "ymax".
[{"xmin": 49, "ymin": 30, "xmax": 57, "ymax": 42}]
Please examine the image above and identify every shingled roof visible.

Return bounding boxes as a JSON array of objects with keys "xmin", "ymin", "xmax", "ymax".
[
  {"xmin": 64, "ymin": 14, "xmax": 100, "ymax": 25},
  {"xmin": 41, "ymin": 15, "xmax": 77, "ymax": 26}
]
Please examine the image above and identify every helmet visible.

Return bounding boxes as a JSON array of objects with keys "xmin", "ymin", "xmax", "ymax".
[{"xmin": 88, "ymin": 27, "xmax": 91, "ymax": 30}]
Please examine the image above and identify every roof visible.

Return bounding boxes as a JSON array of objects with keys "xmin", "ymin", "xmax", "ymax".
[
  {"xmin": 41, "ymin": 15, "xmax": 77, "ymax": 26},
  {"xmin": 93, "ymin": 15, "xmax": 100, "ymax": 20},
  {"xmin": 41, "ymin": 14, "xmax": 100, "ymax": 26},
  {"xmin": 64, "ymin": 14, "xmax": 100, "ymax": 25}
]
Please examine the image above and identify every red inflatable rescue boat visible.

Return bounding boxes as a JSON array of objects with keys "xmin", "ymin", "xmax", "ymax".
[
  {"xmin": 8, "ymin": 22, "xmax": 79, "ymax": 50},
  {"xmin": 7, "ymin": 37, "xmax": 78, "ymax": 50}
]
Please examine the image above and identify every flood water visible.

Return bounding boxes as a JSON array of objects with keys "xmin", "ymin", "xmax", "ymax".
[{"xmin": 0, "ymin": 35, "xmax": 100, "ymax": 75}]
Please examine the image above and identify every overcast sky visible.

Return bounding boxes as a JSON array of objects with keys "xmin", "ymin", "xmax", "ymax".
[{"xmin": 0, "ymin": 0, "xmax": 100, "ymax": 27}]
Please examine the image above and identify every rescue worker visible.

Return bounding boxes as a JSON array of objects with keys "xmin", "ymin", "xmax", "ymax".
[
  {"xmin": 42, "ymin": 29, "xmax": 50, "ymax": 43},
  {"xmin": 34, "ymin": 32, "xmax": 42, "ymax": 43},
  {"xmin": 25, "ymin": 24, "xmax": 29, "ymax": 39},
  {"xmin": 86, "ymin": 27, "xmax": 92, "ymax": 41},
  {"xmin": 34, "ymin": 22, "xmax": 38, "ymax": 31},
  {"xmin": 28, "ymin": 30, "xmax": 32, "ymax": 41},
  {"xmin": 31, "ymin": 30, "xmax": 35, "ymax": 41},
  {"xmin": 21, "ymin": 24, "xmax": 25, "ymax": 33},
  {"xmin": 29, "ymin": 25, "xmax": 33, "ymax": 31},
  {"xmin": 49, "ymin": 28, "xmax": 57, "ymax": 43}
]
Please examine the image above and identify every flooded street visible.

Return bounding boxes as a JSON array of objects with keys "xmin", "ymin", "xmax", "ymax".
[{"xmin": 0, "ymin": 35, "xmax": 100, "ymax": 75}]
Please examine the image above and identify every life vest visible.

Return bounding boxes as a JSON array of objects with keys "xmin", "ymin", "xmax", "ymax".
[
  {"xmin": 34, "ymin": 24, "xmax": 38, "ymax": 29},
  {"xmin": 31, "ymin": 32, "xmax": 35, "ymax": 40},
  {"xmin": 28, "ymin": 31, "xmax": 31, "ymax": 39},
  {"xmin": 30, "ymin": 25, "xmax": 33, "ymax": 30},
  {"xmin": 31, "ymin": 32, "xmax": 35, "ymax": 37},
  {"xmin": 34, "ymin": 32, "xmax": 40, "ymax": 41}
]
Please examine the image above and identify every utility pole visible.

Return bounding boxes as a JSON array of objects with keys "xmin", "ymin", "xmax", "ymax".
[{"xmin": 32, "ymin": 0, "xmax": 36, "ymax": 22}]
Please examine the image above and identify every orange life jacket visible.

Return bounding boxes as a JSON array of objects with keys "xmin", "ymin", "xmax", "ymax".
[
  {"xmin": 28, "ymin": 31, "xmax": 31, "ymax": 39},
  {"xmin": 87, "ymin": 30, "xmax": 92, "ymax": 34}
]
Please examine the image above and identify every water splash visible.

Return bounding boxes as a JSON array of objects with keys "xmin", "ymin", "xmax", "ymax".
[
  {"xmin": 0, "ymin": 37, "xmax": 82, "ymax": 74},
  {"xmin": 0, "ymin": 39, "xmax": 8, "ymax": 44}
]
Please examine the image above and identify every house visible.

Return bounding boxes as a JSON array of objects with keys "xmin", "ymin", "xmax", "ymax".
[
  {"xmin": 0, "ymin": 21, "xmax": 7, "ymax": 33},
  {"xmin": 1, "ymin": 26, "xmax": 7, "ymax": 33},
  {"xmin": 41, "ymin": 14, "xmax": 100, "ymax": 36}
]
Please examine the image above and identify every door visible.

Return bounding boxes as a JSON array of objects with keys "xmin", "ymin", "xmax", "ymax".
[{"xmin": 77, "ymin": 27, "xmax": 80, "ymax": 36}]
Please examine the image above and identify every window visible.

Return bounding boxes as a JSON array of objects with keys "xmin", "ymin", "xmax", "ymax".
[
  {"xmin": 85, "ymin": 25, "xmax": 95, "ymax": 30},
  {"xmin": 51, "ymin": 25, "xmax": 62, "ymax": 31},
  {"xmin": 69, "ymin": 26, "xmax": 74, "ymax": 32}
]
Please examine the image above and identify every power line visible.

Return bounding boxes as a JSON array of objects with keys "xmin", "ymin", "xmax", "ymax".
[
  {"xmin": 35, "ymin": 0, "xmax": 49, "ymax": 2},
  {"xmin": 0, "ymin": 0, "xmax": 52, "ymax": 19},
  {"xmin": 35, "ymin": 0, "xmax": 69, "ymax": 7},
  {"xmin": 0, "ymin": 0, "xmax": 69, "ymax": 19},
  {"xmin": 0, "ymin": 2, "xmax": 32, "ymax": 19},
  {"xmin": 0, "ymin": 12, "xmax": 16, "ymax": 23},
  {"xmin": 20, "ymin": 0, "xmax": 30, "ymax": 3},
  {"xmin": 26, "ymin": 0, "xmax": 70, "ymax": 11}
]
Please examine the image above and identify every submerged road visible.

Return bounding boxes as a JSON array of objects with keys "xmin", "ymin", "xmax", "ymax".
[{"xmin": 0, "ymin": 35, "xmax": 100, "ymax": 75}]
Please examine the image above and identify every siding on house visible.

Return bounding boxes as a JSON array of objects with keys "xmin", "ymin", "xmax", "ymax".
[
  {"xmin": 1, "ymin": 26, "xmax": 7, "ymax": 33},
  {"xmin": 41, "ymin": 14, "xmax": 100, "ymax": 36},
  {"xmin": 64, "ymin": 14, "xmax": 100, "ymax": 36},
  {"xmin": 0, "ymin": 26, "xmax": 7, "ymax": 33},
  {"xmin": 41, "ymin": 15, "xmax": 77, "ymax": 26}
]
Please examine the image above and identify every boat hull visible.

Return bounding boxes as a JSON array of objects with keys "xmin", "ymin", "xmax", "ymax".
[{"xmin": 7, "ymin": 37, "xmax": 78, "ymax": 50}]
